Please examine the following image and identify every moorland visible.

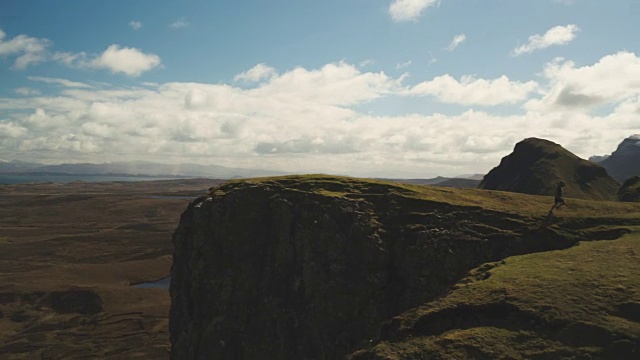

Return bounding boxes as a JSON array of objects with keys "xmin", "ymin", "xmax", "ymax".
[{"xmin": 0, "ymin": 179, "xmax": 222, "ymax": 359}]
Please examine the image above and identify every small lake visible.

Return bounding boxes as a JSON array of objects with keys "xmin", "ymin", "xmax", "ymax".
[{"xmin": 133, "ymin": 276, "xmax": 171, "ymax": 289}]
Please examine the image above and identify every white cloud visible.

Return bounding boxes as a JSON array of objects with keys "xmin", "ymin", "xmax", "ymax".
[
  {"xmin": 396, "ymin": 60, "xmax": 412, "ymax": 70},
  {"xmin": 15, "ymin": 87, "xmax": 41, "ymax": 96},
  {"xmin": 129, "ymin": 21, "xmax": 143, "ymax": 30},
  {"xmin": 28, "ymin": 76, "xmax": 92, "ymax": 88},
  {"xmin": 234, "ymin": 63, "xmax": 277, "ymax": 83},
  {"xmin": 389, "ymin": 0, "xmax": 440, "ymax": 22},
  {"xmin": 85, "ymin": 45, "xmax": 161, "ymax": 77},
  {"xmin": 359, "ymin": 59, "xmax": 375, "ymax": 68},
  {"xmin": 526, "ymin": 51, "xmax": 640, "ymax": 112},
  {"xmin": 1, "ymin": 56, "xmax": 637, "ymax": 177},
  {"xmin": 409, "ymin": 74, "xmax": 538, "ymax": 106},
  {"xmin": 446, "ymin": 34, "xmax": 466, "ymax": 51},
  {"xmin": 0, "ymin": 29, "xmax": 51, "ymax": 69},
  {"xmin": 250, "ymin": 61, "xmax": 399, "ymax": 106},
  {"xmin": 512, "ymin": 24, "xmax": 579, "ymax": 56},
  {"xmin": 170, "ymin": 17, "xmax": 190, "ymax": 29},
  {"xmin": 428, "ymin": 52, "xmax": 437, "ymax": 65},
  {"xmin": 554, "ymin": 0, "xmax": 575, "ymax": 4},
  {"xmin": 0, "ymin": 29, "xmax": 159, "ymax": 77}
]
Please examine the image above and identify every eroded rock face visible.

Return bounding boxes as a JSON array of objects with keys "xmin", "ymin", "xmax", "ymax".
[{"xmin": 169, "ymin": 176, "xmax": 575, "ymax": 359}]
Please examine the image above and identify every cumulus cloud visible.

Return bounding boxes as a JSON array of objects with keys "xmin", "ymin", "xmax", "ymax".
[
  {"xmin": 0, "ymin": 29, "xmax": 160, "ymax": 77},
  {"xmin": 129, "ymin": 21, "xmax": 143, "ymax": 30},
  {"xmin": 526, "ymin": 51, "xmax": 640, "ymax": 112},
  {"xmin": 250, "ymin": 61, "xmax": 399, "ymax": 106},
  {"xmin": 234, "ymin": 63, "xmax": 277, "ymax": 83},
  {"xmin": 85, "ymin": 45, "xmax": 161, "ymax": 76},
  {"xmin": 0, "ymin": 29, "xmax": 51, "ymax": 69},
  {"xmin": 512, "ymin": 24, "xmax": 579, "ymax": 56},
  {"xmin": 446, "ymin": 34, "xmax": 466, "ymax": 51},
  {"xmin": 170, "ymin": 17, "xmax": 190, "ymax": 29},
  {"xmin": 409, "ymin": 74, "xmax": 538, "ymax": 105},
  {"xmin": 0, "ymin": 56, "xmax": 637, "ymax": 177},
  {"xmin": 389, "ymin": 0, "xmax": 440, "ymax": 22}
]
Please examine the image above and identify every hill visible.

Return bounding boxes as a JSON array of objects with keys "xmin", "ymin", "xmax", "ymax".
[
  {"xmin": 599, "ymin": 135, "xmax": 640, "ymax": 183},
  {"xmin": 619, "ymin": 176, "xmax": 640, "ymax": 202},
  {"xmin": 352, "ymin": 230, "xmax": 640, "ymax": 359},
  {"xmin": 479, "ymin": 138, "xmax": 619, "ymax": 201},
  {"xmin": 170, "ymin": 175, "xmax": 640, "ymax": 359}
]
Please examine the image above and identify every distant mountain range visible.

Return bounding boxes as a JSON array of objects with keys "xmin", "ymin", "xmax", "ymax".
[
  {"xmin": 590, "ymin": 135, "xmax": 640, "ymax": 183},
  {"xmin": 0, "ymin": 160, "xmax": 286, "ymax": 179},
  {"xmin": 0, "ymin": 159, "xmax": 486, "ymax": 185}
]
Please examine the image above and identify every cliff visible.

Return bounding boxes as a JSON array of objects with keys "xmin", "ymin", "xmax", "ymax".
[
  {"xmin": 169, "ymin": 175, "xmax": 640, "ymax": 359},
  {"xmin": 479, "ymin": 138, "xmax": 619, "ymax": 201}
]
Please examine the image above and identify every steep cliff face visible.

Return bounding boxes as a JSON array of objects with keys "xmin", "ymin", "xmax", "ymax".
[
  {"xmin": 479, "ymin": 138, "xmax": 619, "ymax": 200},
  {"xmin": 170, "ymin": 175, "xmax": 588, "ymax": 359}
]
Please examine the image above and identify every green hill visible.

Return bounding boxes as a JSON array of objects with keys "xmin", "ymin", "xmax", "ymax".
[
  {"xmin": 351, "ymin": 230, "xmax": 640, "ymax": 359},
  {"xmin": 479, "ymin": 138, "xmax": 619, "ymax": 201}
]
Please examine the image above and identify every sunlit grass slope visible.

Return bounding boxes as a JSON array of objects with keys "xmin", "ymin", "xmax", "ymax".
[
  {"xmin": 220, "ymin": 174, "xmax": 639, "ymax": 219},
  {"xmin": 352, "ymin": 230, "xmax": 640, "ymax": 359}
]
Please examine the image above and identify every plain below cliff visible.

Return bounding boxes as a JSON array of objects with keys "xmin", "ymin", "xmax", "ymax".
[{"xmin": 170, "ymin": 175, "xmax": 640, "ymax": 359}]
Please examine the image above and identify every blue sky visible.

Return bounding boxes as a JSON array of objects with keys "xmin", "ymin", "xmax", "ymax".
[{"xmin": 1, "ymin": 0, "xmax": 639, "ymax": 177}]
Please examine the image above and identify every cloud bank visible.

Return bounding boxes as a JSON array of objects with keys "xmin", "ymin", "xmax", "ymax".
[{"xmin": 2, "ymin": 52, "xmax": 639, "ymax": 177}]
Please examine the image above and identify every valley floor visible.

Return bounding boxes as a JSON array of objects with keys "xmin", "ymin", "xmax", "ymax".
[{"xmin": 0, "ymin": 179, "xmax": 220, "ymax": 359}]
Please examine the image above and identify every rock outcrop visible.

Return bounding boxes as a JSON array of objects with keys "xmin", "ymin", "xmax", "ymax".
[
  {"xmin": 619, "ymin": 176, "xmax": 640, "ymax": 202},
  {"xmin": 599, "ymin": 135, "xmax": 640, "ymax": 183},
  {"xmin": 478, "ymin": 138, "xmax": 619, "ymax": 200},
  {"xmin": 170, "ymin": 175, "xmax": 587, "ymax": 359}
]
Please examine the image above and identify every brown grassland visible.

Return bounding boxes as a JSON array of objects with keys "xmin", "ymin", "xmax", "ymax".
[
  {"xmin": 0, "ymin": 179, "xmax": 221, "ymax": 359},
  {"xmin": 2, "ymin": 175, "xmax": 640, "ymax": 359}
]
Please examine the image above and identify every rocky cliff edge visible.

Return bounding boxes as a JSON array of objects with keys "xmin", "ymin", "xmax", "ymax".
[{"xmin": 170, "ymin": 175, "xmax": 640, "ymax": 359}]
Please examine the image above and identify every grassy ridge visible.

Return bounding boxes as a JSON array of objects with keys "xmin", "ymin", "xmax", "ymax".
[
  {"xmin": 221, "ymin": 174, "xmax": 640, "ymax": 219},
  {"xmin": 220, "ymin": 175, "xmax": 640, "ymax": 358}
]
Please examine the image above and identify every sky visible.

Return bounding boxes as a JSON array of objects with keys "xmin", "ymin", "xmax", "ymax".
[{"xmin": 1, "ymin": 0, "xmax": 639, "ymax": 178}]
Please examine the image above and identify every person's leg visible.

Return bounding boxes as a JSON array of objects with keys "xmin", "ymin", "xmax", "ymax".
[{"xmin": 556, "ymin": 199, "xmax": 567, "ymax": 210}]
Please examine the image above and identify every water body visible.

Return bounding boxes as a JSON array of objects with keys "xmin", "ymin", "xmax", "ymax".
[
  {"xmin": 133, "ymin": 276, "xmax": 171, "ymax": 289},
  {"xmin": 0, "ymin": 174, "xmax": 189, "ymax": 185}
]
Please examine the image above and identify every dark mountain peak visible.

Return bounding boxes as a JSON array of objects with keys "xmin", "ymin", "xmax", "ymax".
[
  {"xmin": 612, "ymin": 134, "xmax": 640, "ymax": 154},
  {"xmin": 599, "ymin": 135, "xmax": 640, "ymax": 182},
  {"xmin": 479, "ymin": 138, "xmax": 618, "ymax": 200}
]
